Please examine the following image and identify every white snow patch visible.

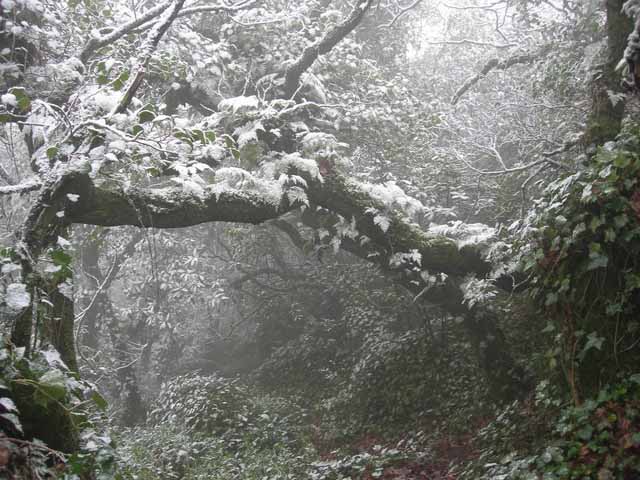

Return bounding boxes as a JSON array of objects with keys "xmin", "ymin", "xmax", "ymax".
[
  {"xmin": 1, "ymin": 263, "xmax": 21, "ymax": 274},
  {"xmin": 57, "ymin": 236, "xmax": 72, "ymax": 249},
  {"xmin": 5, "ymin": 283, "xmax": 30, "ymax": 310},
  {"xmin": 1, "ymin": 93, "xmax": 17, "ymax": 107},
  {"xmin": 94, "ymin": 91, "xmax": 120, "ymax": 111},
  {"xmin": 42, "ymin": 346, "xmax": 69, "ymax": 370},
  {"xmin": 57, "ymin": 280, "xmax": 73, "ymax": 300},
  {"xmin": 275, "ymin": 153, "xmax": 321, "ymax": 182}
]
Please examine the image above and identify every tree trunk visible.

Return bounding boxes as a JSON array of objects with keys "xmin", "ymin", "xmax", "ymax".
[
  {"xmin": 585, "ymin": 0, "xmax": 633, "ymax": 145},
  {"xmin": 44, "ymin": 281, "xmax": 78, "ymax": 373}
]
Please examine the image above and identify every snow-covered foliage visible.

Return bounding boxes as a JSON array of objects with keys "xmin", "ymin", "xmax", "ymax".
[
  {"xmin": 460, "ymin": 275, "xmax": 497, "ymax": 308},
  {"xmin": 219, "ymin": 95, "xmax": 260, "ymax": 114},
  {"xmin": 428, "ymin": 221, "xmax": 496, "ymax": 249},
  {"xmin": 389, "ymin": 250, "xmax": 422, "ymax": 270},
  {"xmin": 360, "ymin": 181, "xmax": 424, "ymax": 221},
  {"xmin": 4, "ymin": 282, "xmax": 30, "ymax": 310}
]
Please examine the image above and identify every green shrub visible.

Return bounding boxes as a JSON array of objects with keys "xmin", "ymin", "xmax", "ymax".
[
  {"xmin": 459, "ymin": 376, "xmax": 640, "ymax": 480},
  {"xmin": 120, "ymin": 374, "xmax": 316, "ymax": 479},
  {"xmin": 524, "ymin": 133, "xmax": 640, "ymax": 394}
]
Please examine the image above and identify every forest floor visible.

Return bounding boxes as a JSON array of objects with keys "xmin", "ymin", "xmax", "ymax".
[{"xmin": 309, "ymin": 420, "xmax": 481, "ymax": 479}]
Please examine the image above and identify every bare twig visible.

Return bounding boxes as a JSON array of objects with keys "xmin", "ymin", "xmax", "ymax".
[
  {"xmin": 454, "ymin": 150, "xmax": 572, "ymax": 176},
  {"xmin": 135, "ymin": 1, "xmax": 258, "ymax": 33},
  {"xmin": 379, "ymin": 0, "xmax": 423, "ymax": 28},
  {"xmin": 425, "ymin": 39, "xmax": 517, "ymax": 49},
  {"xmin": 442, "ymin": 1, "xmax": 507, "ymax": 11},
  {"xmin": 452, "ymin": 48, "xmax": 551, "ymax": 104}
]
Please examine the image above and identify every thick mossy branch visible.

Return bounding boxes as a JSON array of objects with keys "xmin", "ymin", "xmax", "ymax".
[
  {"xmin": 66, "ymin": 179, "xmax": 292, "ymax": 228},
  {"xmin": 306, "ymin": 172, "xmax": 490, "ymax": 277},
  {"xmin": 16, "ymin": 159, "xmax": 493, "ymax": 279},
  {"xmin": 58, "ymin": 168, "xmax": 491, "ymax": 277}
]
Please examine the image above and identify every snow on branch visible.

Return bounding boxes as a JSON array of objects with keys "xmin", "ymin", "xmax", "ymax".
[
  {"xmin": 40, "ymin": 162, "xmax": 491, "ymax": 279},
  {"xmin": 283, "ymin": 0, "xmax": 374, "ymax": 98},
  {"xmin": 63, "ymin": 174, "xmax": 292, "ymax": 229},
  {"xmin": 80, "ymin": 0, "xmax": 257, "ymax": 63},
  {"xmin": 79, "ymin": 1, "xmax": 172, "ymax": 64},
  {"xmin": 134, "ymin": 1, "xmax": 258, "ymax": 37},
  {"xmin": 379, "ymin": 0, "xmax": 423, "ymax": 29},
  {"xmin": 112, "ymin": 0, "xmax": 187, "ymax": 115},
  {"xmin": 451, "ymin": 47, "xmax": 551, "ymax": 105},
  {"xmin": 424, "ymin": 39, "xmax": 517, "ymax": 49},
  {"xmin": 0, "ymin": 180, "xmax": 42, "ymax": 196}
]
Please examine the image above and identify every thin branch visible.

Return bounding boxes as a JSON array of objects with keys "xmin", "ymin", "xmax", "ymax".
[
  {"xmin": 452, "ymin": 49, "xmax": 550, "ymax": 104},
  {"xmin": 275, "ymin": 100, "xmax": 347, "ymax": 117},
  {"xmin": 80, "ymin": 1, "xmax": 258, "ymax": 63},
  {"xmin": 113, "ymin": 0, "xmax": 187, "ymax": 115},
  {"xmin": 424, "ymin": 39, "xmax": 517, "ymax": 49},
  {"xmin": 79, "ymin": 1, "xmax": 172, "ymax": 64},
  {"xmin": 379, "ymin": 0, "xmax": 423, "ymax": 28},
  {"xmin": 283, "ymin": 0, "xmax": 374, "ymax": 98},
  {"xmin": 134, "ymin": 1, "xmax": 258, "ymax": 34},
  {"xmin": 454, "ymin": 150, "xmax": 573, "ymax": 176},
  {"xmin": 3, "ymin": 437, "xmax": 66, "ymax": 462},
  {"xmin": 442, "ymin": 1, "xmax": 507, "ymax": 11},
  {"xmin": 229, "ymin": 14, "xmax": 286, "ymax": 27}
]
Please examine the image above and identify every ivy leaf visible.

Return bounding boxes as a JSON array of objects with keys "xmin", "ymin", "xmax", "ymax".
[
  {"xmin": 111, "ymin": 70, "xmax": 130, "ymax": 91},
  {"xmin": 373, "ymin": 215, "xmax": 391, "ymax": 233},
  {"xmin": 578, "ymin": 332, "xmax": 605, "ymax": 361},
  {"xmin": 138, "ymin": 110, "xmax": 156, "ymax": 124},
  {"xmin": 545, "ymin": 292, "xmax": 558, "ymax": 306},
  {"xmin": 46, "ymin": 146, "xmax": 58, "ymax": 160},
  {"xmin": 587, "ymin": 243, "xmax": 608, "ymax": 270},
  {"xmin": 614, "ymin": 214, "xmax": 628, "ymax": 229},
  {"xmin": 37, "ymin": 369, "xmax": 68, "ymax": 402},
  {"xmin": 577, "ymin": 424, "xmax": 593, "ymax": 441},
  {"xmin": 9, "ymin": 87, "xmax": 30, "ymax": 112},
  {"xmin": 587, "ymin": 254, "xmax": 608, "ymax": 271},
  {"xmin": 50, "ymin": 249, "xmax": 72, "ymax": 268},
  {"xmin": 629, "ymin": 373, "xmax": 640, "ymax": 384},
  {"xmin": 191, "ymin": 129, "xmax": 206, "ymax": 144},
  {"xmin": 90, "ymin": 391, "xmax": 108, "ymax": 411},
  {"xmin": 613, "ymin": 154, "xmax": 631, "ymax": 168}
]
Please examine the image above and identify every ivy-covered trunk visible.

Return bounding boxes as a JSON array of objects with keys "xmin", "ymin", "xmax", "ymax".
[{"xmin": 585, "ymin": 0, "xmax": 633, "ymax": 145}]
